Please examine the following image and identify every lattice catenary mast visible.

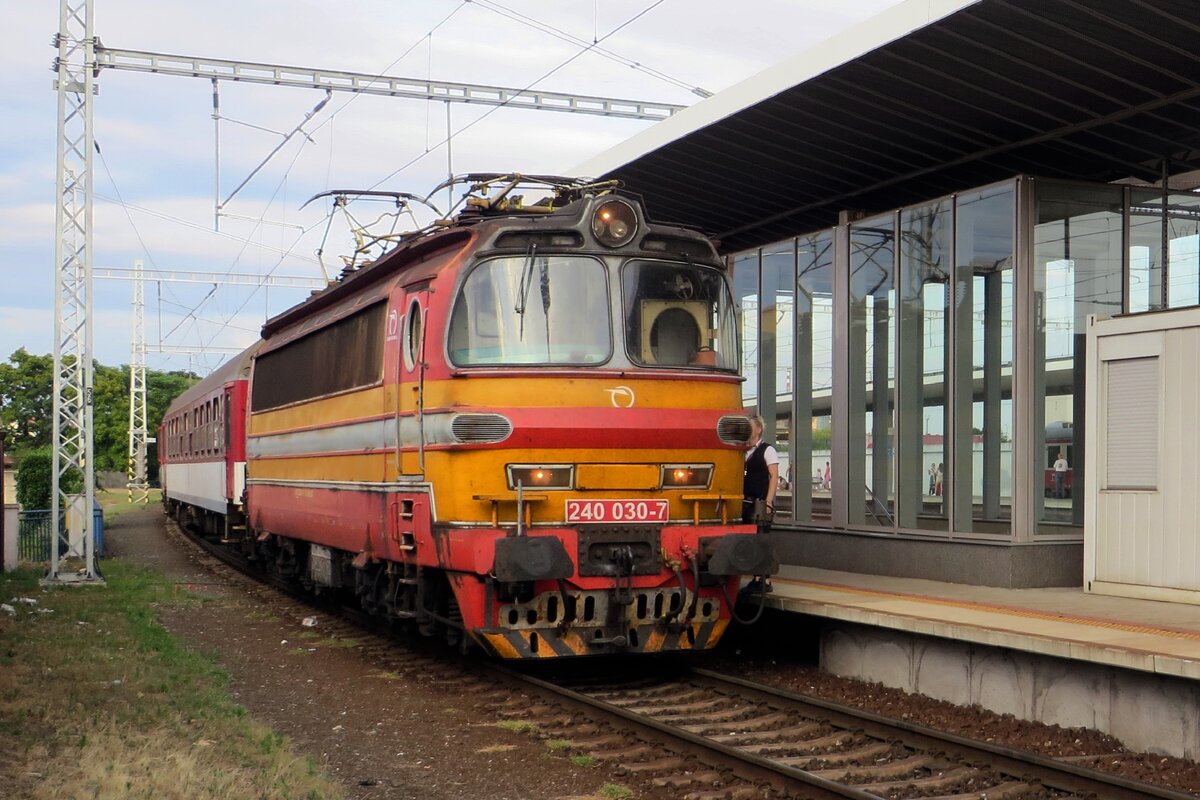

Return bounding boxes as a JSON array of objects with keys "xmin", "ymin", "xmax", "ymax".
[
  {"xmin": 53, "ymin": 0, "xmax": 685, "ymax": 573},
  {"xmin": 48, "ymin": 0, "xmax": 100, "ymax": 584}
]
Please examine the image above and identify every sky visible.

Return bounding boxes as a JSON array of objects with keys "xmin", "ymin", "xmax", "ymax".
[{"xmin": 1, "ymin": 0, "xmax": 903, "ymax": 375}]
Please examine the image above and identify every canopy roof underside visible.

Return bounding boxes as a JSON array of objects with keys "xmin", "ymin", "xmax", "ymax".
[{"xmin": 584, "ymin": 0, "xmax": 1200, "ymax": 253}]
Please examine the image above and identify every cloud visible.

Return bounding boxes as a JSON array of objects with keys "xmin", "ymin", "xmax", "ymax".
[{"xmin": 3, "ymin": 0, "xmax": 906, "ymax": 368}]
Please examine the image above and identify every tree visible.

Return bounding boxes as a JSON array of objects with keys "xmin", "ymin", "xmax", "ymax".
[
  {"xmin": 0, "ymin": 349, "xmax": 197, "ymax": 471},
  {"xmin": 0, "ymin": 349, "xmax": 55, "ymax": 453},
  {"xmin": 15, "ymin": 448, "xmax": 82, "ymax": 510}
]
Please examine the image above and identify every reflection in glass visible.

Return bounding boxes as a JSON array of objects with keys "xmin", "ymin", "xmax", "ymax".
[
  {"xmin": 849, "ymin": 214, "xmax": 896, "ymax": 527},
  {"xmin": 797, "ymin": 231, "xmax": 835, "ymax": 525},
  {"xmin": 898, "ymin": 201, "xmax": 949, "ymax": 530},
  {"xmin": 733, "ymin": 251, "xmax": 759, "ymax": 410},
  {"xmin": 956, "ymin": 185, "xmax": 1015, "ymax": 531},
  {"xmin": 1033, "ymin": 182, "xmax": 1123, "ymax": 529},
  {"xmin": 449, "ymin": 256, "xmax": 610, "ymax": 365},
  {"xmin": 761, "ymin": 242, "xmax": 794, "ymax": 520},
  {"xmin": 1129, "ymin": 190, "xmax": 1200, "ymax": 313}
]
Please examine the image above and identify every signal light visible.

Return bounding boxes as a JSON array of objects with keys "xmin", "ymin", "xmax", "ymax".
[
  {"xmin": 507, "ymin": 465, "xmax": 573, "ymax": 490},
  {"xmin": 591, "ymin": 199, "xmax": 637, "ymax": 248},
  {"xmin": 661, "ymin": 464, "xmax": 712, "ymax": 489}
]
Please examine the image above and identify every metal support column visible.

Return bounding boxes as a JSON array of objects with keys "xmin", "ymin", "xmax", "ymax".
[
  {"xmin": 127, "ymin": 260, "xmax": 150, "ymax": 505},
  {"xmin": 47, "ymin": 0, "xmax": 102, "ymax": 584}
]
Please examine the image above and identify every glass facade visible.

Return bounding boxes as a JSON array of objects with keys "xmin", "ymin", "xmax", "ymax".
[{"xmin": 732, "ymin": 176, "xmax": 1200, "ymax": 542}]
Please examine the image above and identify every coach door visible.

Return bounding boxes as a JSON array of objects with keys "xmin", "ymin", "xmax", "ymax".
[{"xmin": 398, "ymin": 290, "xmax": 428, "ymax": 477}]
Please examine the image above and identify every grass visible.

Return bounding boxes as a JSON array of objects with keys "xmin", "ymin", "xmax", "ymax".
[
  {"xmin": 570, "ymin": 754, "xmax": 597, "ymax": 768},
  {"xmin": 495, "ymin": 720, "xmax": 535, "ymax": 733},
  {"xmin": 96, "ymin": 488, "xmax": 163, "ymax": 519},
  {"xmin": 598, "ymin": 783, "xmax": 633, "ymax": 799},
  {"xmin": 0, "ymin": 562, "xmax": 343, "ymax": 799},
  {"xmin": 545, "ymin": 738, "xmax": 573, "ymax": 751}
]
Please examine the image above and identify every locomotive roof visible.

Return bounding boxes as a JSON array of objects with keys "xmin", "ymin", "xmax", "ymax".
[{"xmin": 260, "ymin": 188, "xmax": 719, "ymax": 341}]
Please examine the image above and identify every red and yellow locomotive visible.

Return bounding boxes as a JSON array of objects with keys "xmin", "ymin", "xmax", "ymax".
[{"xmin": 161, "ymin": 176, "xmax": 776, "ymax": 658}]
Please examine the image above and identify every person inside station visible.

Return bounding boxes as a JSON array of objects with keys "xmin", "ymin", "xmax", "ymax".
[{"xmin": 1053, "ymin": 451, "xmax": 1069, "ymax": 498}]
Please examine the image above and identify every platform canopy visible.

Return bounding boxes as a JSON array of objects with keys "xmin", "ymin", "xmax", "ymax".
[{"xmin": 574, "ymin": 0, "xmax": 1200, "ymax": 253}]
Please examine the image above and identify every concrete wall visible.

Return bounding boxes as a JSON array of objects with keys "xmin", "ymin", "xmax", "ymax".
[
  {"xmin": 2, "ymin": 504, "xmax": 16, "ymax": 571},
  {"xmin": 771, "ymin": 529, "xmax": 1082, "ymax": 588},
  {"xmin": 821, "ymin": 620, "xmax": 1200, "ymax": 759}
]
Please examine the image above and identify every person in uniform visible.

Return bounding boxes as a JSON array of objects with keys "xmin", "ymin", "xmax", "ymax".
[{"xmin": 742, "ymin": 415, "xmax": 779, "ymax": 526}]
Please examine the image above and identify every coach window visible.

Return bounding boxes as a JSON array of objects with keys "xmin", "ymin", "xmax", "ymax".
[
  {"xmin": 213, "ymin": 397, "xmax": 223, "ymax": 453},
  {"xmin": 449, "ymin": 256, "xmax": 611, "ymax": 366}
]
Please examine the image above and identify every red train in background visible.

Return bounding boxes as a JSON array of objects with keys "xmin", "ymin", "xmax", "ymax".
[{"xmin": 160, "ymin": 175, "xmax": 777, "ymax": 659}]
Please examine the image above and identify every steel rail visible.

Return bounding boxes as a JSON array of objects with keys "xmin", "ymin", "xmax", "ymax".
[
  {"xmin": 168, "ymin": 516, "xmax": 1190, "ymax": 799},
  {"xmin": 687, "ymin": 667, "xmax": 1195, "ymax": 800},
  {"xmin": 488, "ymin": 665, "xmax": 882, "ymax": 800}
]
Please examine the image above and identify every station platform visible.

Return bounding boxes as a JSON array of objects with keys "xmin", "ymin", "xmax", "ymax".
[
  {"xmin": 764, "ymin": 566, "xmax": 1200, "ymax": 679},
  {"xmin": 756, "ymin": 566, "xmax": 1200, "ymax": 758}
]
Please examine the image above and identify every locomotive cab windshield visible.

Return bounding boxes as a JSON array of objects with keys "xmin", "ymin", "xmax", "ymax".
[
  {"xmin": 623, "ymin": 260, "xmax": 738, "ymax": 370},
  {"xmin": 448, "ymin": 255, "xmax": 738, "ymax": 371}
]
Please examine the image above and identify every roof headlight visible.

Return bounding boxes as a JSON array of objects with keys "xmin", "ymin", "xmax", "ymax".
[{"xmin": 591, "ymin": 199, "xmax": 638, "ymax": 248}]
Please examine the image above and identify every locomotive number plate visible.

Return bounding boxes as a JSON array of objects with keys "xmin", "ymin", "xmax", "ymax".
[{"xmin": 566, "ymin": 499, "xmax": 668, "ymax": 524}]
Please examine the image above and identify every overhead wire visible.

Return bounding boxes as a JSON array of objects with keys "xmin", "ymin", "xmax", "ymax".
[
  {"xmin": 366, "ymin": 0, "xmax": 671, "ymax": 193},
  {"xmin": 467, "ymin": 0, "xmax": 711, "ymax": 97}
]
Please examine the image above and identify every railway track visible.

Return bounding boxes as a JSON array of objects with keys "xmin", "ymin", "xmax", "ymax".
[
  {"xmin": 498, "ymin": 667, "xmax": 1195, "ymax": 800},
  {"xmin": 170, "ymin": 518, "xmax": 1192, "ymax": 800}
]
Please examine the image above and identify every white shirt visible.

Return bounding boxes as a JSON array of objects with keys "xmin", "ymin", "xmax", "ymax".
[
  {"xmin": 746, "ymin": 438, "xmax": 780, "ymax": 467},
  {"xmin": 1053, "ymin": 458, "xmax": 1068, "ymax": 473}
]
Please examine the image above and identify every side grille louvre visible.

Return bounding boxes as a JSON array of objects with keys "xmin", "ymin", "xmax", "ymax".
[
  {"xmin": 717, "ymin": 415, "xmax": 752, "ymax": 445},
  {"xmin": 451, "ymin": 413, "xmax": 513, "ymax": 444}
]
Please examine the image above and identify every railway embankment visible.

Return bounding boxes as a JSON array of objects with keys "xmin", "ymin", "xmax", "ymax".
[{"xmin": 0, "ymin": 558, "xmax": 342, "ymax": 799}]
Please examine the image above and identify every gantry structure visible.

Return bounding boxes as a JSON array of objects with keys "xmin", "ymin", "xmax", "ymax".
[{"xmin": 49, "ymin": 0, "xmax": 685, "ymax": 580}]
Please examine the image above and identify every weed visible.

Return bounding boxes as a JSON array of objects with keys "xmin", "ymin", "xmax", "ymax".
[
  {"xmin": 598, "ymin": 783, "xmax": 633, "ymax": 799},
  {"xmin": 0, "ymin": 562, "xmax": 343, "ymax": 799},
  {"xmin": 545, "ymin": 739, "xmax": 572, "ymax": 751},
  {"xmin": 570, "ymin": 754, "xmax": 597, "ymax": 768},
  {"xmin": 496, "ymin": 720, "xmax": 535, "ymax": 733}
]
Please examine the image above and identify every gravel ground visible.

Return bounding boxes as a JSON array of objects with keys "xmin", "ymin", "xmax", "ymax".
[{"xmin": 107, "ymin": 506, "xmax": 1200, "ymax": 797}]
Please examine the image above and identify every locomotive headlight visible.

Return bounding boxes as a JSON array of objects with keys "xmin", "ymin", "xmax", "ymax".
[
  {"xmin": 591, "ymin": 199, "xmax": 638, "ymax": 248},
  {"xmin": 661, "ymin": 464, "xmax": 712, "ymax": 489},
  {"xmin": 507, "ymin": 464, "xmax": 574, "ymax": 490}
]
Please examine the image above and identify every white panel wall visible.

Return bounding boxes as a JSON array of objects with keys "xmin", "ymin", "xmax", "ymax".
[
  {"xmin": 1086, "ymin": 310, "xmax": 1200, "ymax": 603},
  {"xmin": 164, "ymin": 461, "xmax": 228, "ymax": 515}
]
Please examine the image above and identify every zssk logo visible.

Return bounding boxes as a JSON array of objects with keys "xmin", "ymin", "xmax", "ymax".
[{"xmin": 605, "ymin": 385, "xmax": 635, "ymax": 408}]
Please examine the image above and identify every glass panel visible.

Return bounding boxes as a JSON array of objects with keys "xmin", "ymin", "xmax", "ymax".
[
  {"xmin": 1129, "ymin": 189, "xmax": 1200, "ymax": 312},
  {"xmin": 761, "ymin": 242, "xmax": 794, "ymax": 521},
  {"xmin": 956, "ymin": 184, "xmax": 1015, "ymax": 532},
  {"xmin": 1033, "ymin": 182, "xmax": 1123, "ymax": 530},
  {"xmin": 898, "ymin": 200, "xmax": 950, "ymax": 531},
  {"xmin": 733, "ymin": 251, "xmax": 760, "ymax": 412},
  {"xmin": 253, "ymin": 303, "xmax": 387, "ymax": 410},
  {"xmin": 622, "ymin": 261, "xmax": 739, "ymax": 370},
  {"xmin": 797, "ymin": 230, "xmax": 835, "ymax": 526},
  {"xmin": 448, "ymin": 256, "xmax": 611, "ymax": 366},
  {"xmin": 848, "ymin": 214, "xmax": 896, "ymax": 528}
]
